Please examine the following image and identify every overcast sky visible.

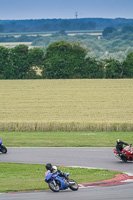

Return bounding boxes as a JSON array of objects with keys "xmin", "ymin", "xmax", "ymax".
[{"xmin": 0, "ymin": 0, "xmax": 133, "ymax": 20}]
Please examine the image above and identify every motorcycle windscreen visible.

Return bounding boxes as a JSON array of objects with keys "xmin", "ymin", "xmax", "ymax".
[
  {"xmin": 0, "ymin": 139, "xmax": 2, "ymax": 144},
  {"xmin": 45, "ymin": 171, "xmax": 52, "ymax": 180}
]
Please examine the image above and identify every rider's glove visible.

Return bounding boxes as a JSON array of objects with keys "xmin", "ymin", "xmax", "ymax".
[{"xmin": 60, "ymin": 171, "xmax": 64, "ymax": 175}]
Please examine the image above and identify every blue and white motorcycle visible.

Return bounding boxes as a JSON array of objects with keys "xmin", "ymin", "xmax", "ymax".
[
  {"xmin": 0, "ymin": 139, "xmax": 7, "ymax": 154},
  {"xmin": 45, "ymin": 171, "xmax": 78, "ymax": 192}
]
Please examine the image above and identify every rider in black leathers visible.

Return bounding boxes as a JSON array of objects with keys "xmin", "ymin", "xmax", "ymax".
[{"xmin": 116, "ymin": 139, "xmax": 129, "ymax": 156}]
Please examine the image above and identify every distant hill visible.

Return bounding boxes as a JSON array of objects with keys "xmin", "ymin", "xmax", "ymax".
[{"xmin": 0, "ymin": 18, "xmax": 133, "ymax": 32}]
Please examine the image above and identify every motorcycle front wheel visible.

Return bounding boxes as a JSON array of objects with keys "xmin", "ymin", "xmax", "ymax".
[
  {"xmin": 68, "ymin": 179, "xmax": 79, "ymax": 191},
  {"xmin": 48, "ymin": 182, "xmax": 60, "ymax": 192},
  {"xmin": 1, "ymin": 145, "xmax": 7, "ymax": 154},
  {"xmin": 121, "ymin": 155, "xmax": 127, "ymax": 162}
]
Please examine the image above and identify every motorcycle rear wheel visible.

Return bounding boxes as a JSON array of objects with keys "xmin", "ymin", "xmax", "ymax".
[
  {"xmin": 68, "ymin": 179, "xmax": 79, "ymax": 191},
  {"xmin": 48, "ymin": 182, "xmax": 60, "ymax": 192},
  {"xmin": 121, "ymin": 156, "xmax": 127, "ymax": 162},
  {"xmin": 1, "ymin": 145, "xmax": 7, "ymax": 154}
]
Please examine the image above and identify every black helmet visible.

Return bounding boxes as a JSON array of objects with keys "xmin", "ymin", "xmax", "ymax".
[{"xmin": 46, "ymin": 163, "xmax": 52, "ymax": 170}]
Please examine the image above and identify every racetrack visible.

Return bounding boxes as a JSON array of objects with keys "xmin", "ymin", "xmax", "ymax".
[{"xmin": 0, "ymin": 147, "xmax": 133, "ymax": 200}]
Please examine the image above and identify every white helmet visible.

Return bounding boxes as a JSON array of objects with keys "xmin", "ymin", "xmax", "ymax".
[
  {"xmin": 52, "ymin": 166, "xmax": 57, "ymax": 173},
  {"xmin": 117, "ymin": 139, "xmax": 120, "ymax": 143}
]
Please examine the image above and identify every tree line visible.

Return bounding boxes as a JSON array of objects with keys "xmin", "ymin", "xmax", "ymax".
[
  {"xmin": 1, "ymin": 18, "xmax": 133, "ymax": 32},
  {"xmin": 103, "ymin": 25, "xmax": 133, "ymax": 38},
  {"xmin": 0, "ymin": 40, "xmax": 133, "ymax": 79}
]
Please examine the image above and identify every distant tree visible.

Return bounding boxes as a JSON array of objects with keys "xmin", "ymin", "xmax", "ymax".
[
  {"xmin": 84, "ymin": 57, "xmax": 104, "ymax": 78},
  {"xmin": 28, "ymin": 47, "xmax": 44, "ymax": 67},
  {"xmin": 103, "ymin": 27, "xmax": 117, "ymax": 37},
  {"xmin": 122, "ymin": 26, "xmax": 133, "ymax": 33},
  {"xmin": 0, "ymin": 24, "xmax": 4, "ymax": 32},
  {"xmin": 104, "ymin": 58, "xmax": 122, "ymax": 78},
  {"xmin": 27, "ymin": 47, "xmax": 44, "ymax": 78},
  {"xmin": 86, "ymin": 21, "xmax": 96, "ymax": 30},
  {"xmin": 53, "ymin": 30, "xmax": 67, "ymax": 37},
  {"xmin": 58, "ymin": 30, "xmax": 67, "ymax": 35},
  {"xmin": 0, "ymin": 46, "xmax": 9, "ymax": 79},
  {"xmin": 59, "ymin": 20, "xmax": 71, "ymax": 30},
  {"xmin": 122, "ymin": 52, "xmax": 133, "ymax": 78},
  {"xmin": 42, "ymin": 40, "xmax": 88, "ymax": 79},
  {"xmin": 4, "ymin": 45, "xmax": 29, "ymax": 79}
]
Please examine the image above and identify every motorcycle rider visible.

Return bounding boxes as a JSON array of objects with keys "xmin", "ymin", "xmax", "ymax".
[
  {"xmin": 45, "ymin": 163, "xmax": 69, "ymax": 180},
  {"xmin": 116, "ymin": 139, "xmax": 129, "ymax": 157}
]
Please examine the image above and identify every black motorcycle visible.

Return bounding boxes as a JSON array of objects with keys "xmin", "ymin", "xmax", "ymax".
[{"xmin": 0, "ymin": 139, "xmax": 7, "ymax": 154}]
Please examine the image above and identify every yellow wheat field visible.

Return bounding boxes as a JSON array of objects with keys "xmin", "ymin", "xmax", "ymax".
[{"xmin": 0, "ymin": 79, "xmax": 133, "ymax": 131}]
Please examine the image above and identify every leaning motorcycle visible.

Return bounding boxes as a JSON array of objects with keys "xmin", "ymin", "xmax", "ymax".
[
  {"xmin": 45, "ymin": 171, "xmax": 79, "ymax": 192},
  {"xmin": 0, "ymin": 139, "xmax": 7, "ymax": 154},
  {"xmin": 113, "ymin": 144, "xmax": 133, "ymax": 162}
]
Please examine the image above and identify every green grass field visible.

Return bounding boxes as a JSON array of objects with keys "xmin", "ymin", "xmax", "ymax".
[
  {"xmin": 0, "ymin": 79, "xmax": 133, "ymax": 131},
  {"xmin": 0, "ymin": 163, "xmax": 122, "ymax": 193},
  {"xmin": 0, "ymin": 131, "xmax": 133, "ymax": 147}
]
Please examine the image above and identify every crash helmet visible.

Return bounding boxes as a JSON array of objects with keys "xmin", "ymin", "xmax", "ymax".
[
  {"xmin": 117, "ymin": 139, "xmax": 121, "ymax": 143},
  {"xmin": 52, "ymin": 166, "xmax": 57, "ymax": 173},
  {"xmin": 46, "ymin": 163, "xmax": 52, "ymax": 170}
]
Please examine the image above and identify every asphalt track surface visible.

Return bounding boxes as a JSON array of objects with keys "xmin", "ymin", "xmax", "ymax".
[{"xmin": 0, "ymin": 147, "xmax": 133, "ymax": 200}]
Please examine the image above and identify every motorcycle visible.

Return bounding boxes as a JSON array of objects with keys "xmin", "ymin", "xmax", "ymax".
[
  {"xmin": 0, "ymin": 139, "xmax": 7, "ymax": 154},
  {"xmin": 45, "ymin": 171, "xmax": 79, "ymax": 192},
  {"xmin": 113, "ymin": 144, "xmax": 133, "ymax": 162}
]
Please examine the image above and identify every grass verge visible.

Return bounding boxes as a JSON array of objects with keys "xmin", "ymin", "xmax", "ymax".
[
  {"xmin": 0, "ymin": 163, "xmax": 122, "ymax": 193},
  {"xmin": 0, "ymin": 131, "xmax": 133, "ymax": 147}
]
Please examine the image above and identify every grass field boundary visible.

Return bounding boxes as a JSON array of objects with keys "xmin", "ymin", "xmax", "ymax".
[{"xmin": 0, "ymin": 122, "xmax": 133, "ymax": 132}]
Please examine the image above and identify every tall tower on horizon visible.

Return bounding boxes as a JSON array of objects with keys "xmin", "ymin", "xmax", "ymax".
[{"xmin": 75, "ymin": 11, "xmax": 78, "ymax": 19}]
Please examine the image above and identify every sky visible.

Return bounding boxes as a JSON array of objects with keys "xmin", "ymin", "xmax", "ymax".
[{"xmin": 0, "ymin": 0, "xmax": 133, "ymax": 20}]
